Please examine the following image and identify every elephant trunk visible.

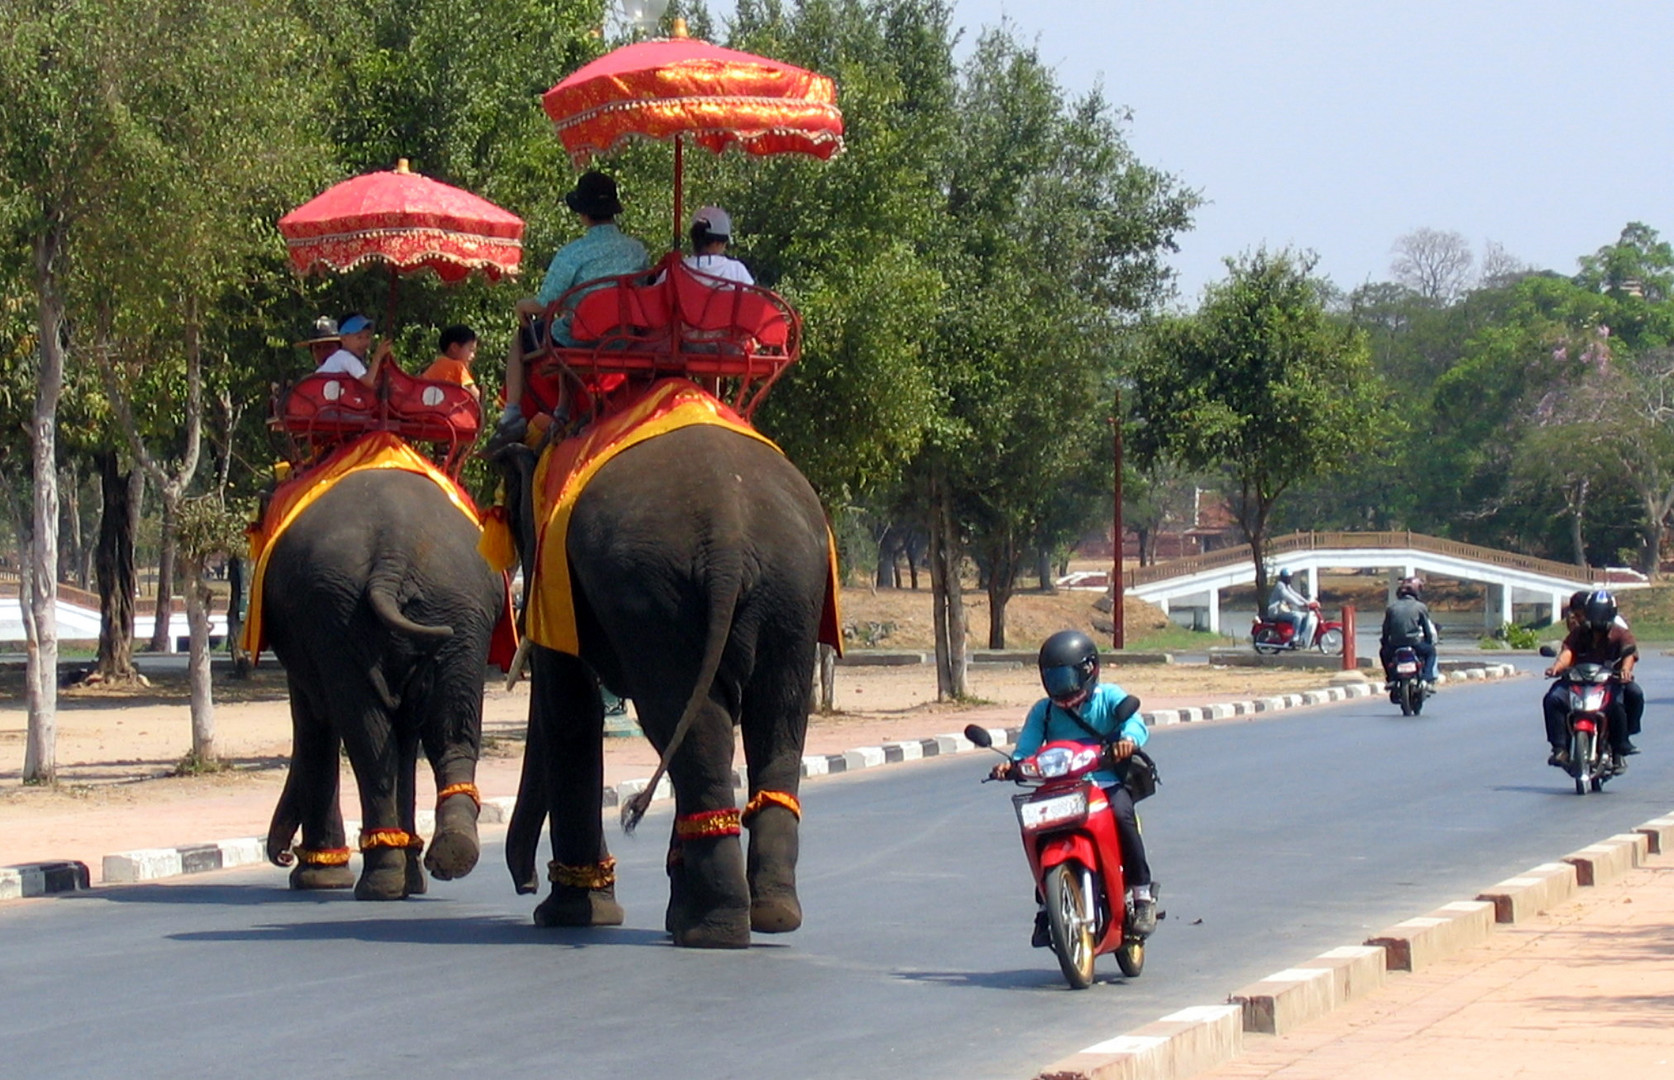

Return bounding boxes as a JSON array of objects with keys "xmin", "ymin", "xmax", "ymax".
[{"xmin": 266, "ymin": 780, "xmax": 301, "ymax": 867}]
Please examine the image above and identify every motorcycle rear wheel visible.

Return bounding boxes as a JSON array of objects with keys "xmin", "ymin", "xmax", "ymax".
[
  {"xmin": 1412, "ymin": 684, "xmax": 1425, "ymax": 715},
  {"xmin": 1399, "ymin": 680, "xmax": 1414, "ymax": 716},
  {"xmin": 1044, "ymin": 864, "xmax": 1096, "ymax": 990},
  {"xmin": 1116, "ymin": 939, "xmax": 1144, "ymax": 978},
  {"xmin": 1252, "ymin": 628, "xmax": 1285, "ymax": 655}
]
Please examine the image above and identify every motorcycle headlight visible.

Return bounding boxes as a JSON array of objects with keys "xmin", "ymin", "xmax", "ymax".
[{"xmin": 1036, "ymin": 747, "xmax": 1074, "ymax": 778}]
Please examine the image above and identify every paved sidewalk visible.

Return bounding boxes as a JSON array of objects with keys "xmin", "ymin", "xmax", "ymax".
[{"xmin": 1197, "ymin": 847, "xmax": 1674, "ymax": 1080}]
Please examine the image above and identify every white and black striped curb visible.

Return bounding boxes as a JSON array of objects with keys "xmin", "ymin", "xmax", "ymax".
[
  {"xmin": 11, "ymin": 663, "xmax": 1520, "ymax": 891},
  {"xmin": 1027, "ymin": 809, "xmax": 1672, "ymax": 1080},
  {"xmin": 0, "ymin": 860, "xmax": 90, "ymax": 900}
]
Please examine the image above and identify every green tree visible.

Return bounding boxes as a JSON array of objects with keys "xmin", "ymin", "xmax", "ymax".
[
  {"xmin": 1576, "ymin": 222, "xmax": 1674, "ymax": 302},
  {"xmin": 1130, "ymin": 249, "xmax": 1383, "ymax": 595}
]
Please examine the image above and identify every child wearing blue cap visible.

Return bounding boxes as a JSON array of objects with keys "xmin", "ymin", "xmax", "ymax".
[{"xmin": 316, "ymin": 312, "xmax": 391, "ymax": 389}]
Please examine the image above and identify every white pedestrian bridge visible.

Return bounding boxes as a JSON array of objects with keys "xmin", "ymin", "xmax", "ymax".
[{"xmin": 1125, "ymin": 530, "xmax": 1639, "ymax": 635}]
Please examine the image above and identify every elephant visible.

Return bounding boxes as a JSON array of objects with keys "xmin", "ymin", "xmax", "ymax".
[
  {"xmin": 504, "ymin": 421, "xmax": 831, "ymax": 948},
  {"xmin": 261, "ymin": 468, "xmax": 506, "ymax": 900}
]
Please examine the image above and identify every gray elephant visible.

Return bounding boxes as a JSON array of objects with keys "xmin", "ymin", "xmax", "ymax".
[
  {"xmin": 260, "ymin": 468, "xmax": 506, "ymax": 900},
  {"xmin": 505, "ymin": 420, "xmax": 833, "ymax": 948}
]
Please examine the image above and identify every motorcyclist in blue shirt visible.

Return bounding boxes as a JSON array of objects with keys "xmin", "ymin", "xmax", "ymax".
[{"xmin": 990, "ymin": 630, "xmax": 1156, "ymax": 942}]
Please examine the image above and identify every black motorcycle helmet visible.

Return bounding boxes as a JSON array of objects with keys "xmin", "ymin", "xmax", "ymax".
[
  {"xmin": 1397, "ymin": 576, "xmax": 1423, "ymax": 600},
  {"xmin": 1583, "ymin": 589, "xmax": 1618, "ymax": 634},
  {"xmin": 1038, "ymin": 629, "xmax": 1100, "ymax": 707}
]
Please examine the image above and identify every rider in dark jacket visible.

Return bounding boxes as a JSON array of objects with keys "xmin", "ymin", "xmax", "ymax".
[
  {"xmin": 1380, "ymin": 577, "xmax": 1439, "ymax": 686},
  {"xmin": 1544, "ymin": 590, "xmax": 1636, "ymax": 767}
]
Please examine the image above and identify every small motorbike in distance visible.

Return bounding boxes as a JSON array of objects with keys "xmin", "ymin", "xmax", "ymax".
[
  {"xmin": 1386, "ymin": 645, "xmax": 1430, "ymax": 716},
  {"xmin": 1538, "ymin": 645, "xmax": 1623, "ymax": 796},
  {"xmin": 966, "ymin": 723, "xmax": 1154, "ymax": 989},
  {"xmin": 1251, "ymin": 601, "xmax": 1344, "ymax": 655}
]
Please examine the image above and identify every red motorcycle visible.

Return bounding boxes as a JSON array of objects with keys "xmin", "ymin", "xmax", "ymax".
[
  {"xmin": 966, "ymin": 723, "xmax": 1153, "ymax": 989},
  {"xmin": 1251, "ymin": 601, "xmax": 1344, "ymax": 655}
]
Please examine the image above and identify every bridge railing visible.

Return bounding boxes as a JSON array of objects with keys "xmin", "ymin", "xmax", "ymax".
[{"xmin": 1126, "ymin": 530, "xmax": 1601, "ymax": 589}]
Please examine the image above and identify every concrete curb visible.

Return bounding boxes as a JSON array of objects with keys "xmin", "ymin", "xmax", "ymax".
[
  {"xmin": 0, "ymin": 860, "xmax": 90, "ymax": 900},
  {"xmin": 1031, "ymin": 806, "xmax": 1674, "ymax": 1080},
  {"xmin": 8, "ymin": 661, "xmax": 1521, "ymax": 890}
]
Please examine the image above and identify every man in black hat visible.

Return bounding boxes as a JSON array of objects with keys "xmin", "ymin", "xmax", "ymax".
[
  {"xmin": 501, "ymin": 170, "xmax": 648, "ymax": 438},
  {"xmin": 294, "ymin": 315, "xmax": 342, "ymax": 367}
]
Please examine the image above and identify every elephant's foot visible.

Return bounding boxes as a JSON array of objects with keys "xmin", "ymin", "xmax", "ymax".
[
  {"xmin": 750, "ymin": 894, "xmax": 803, "ymax": 934},
  {"xmin": 533, "ymin": 884, "xmax": 624, "ymax": 928},
  {"xmin": 404, "ymin": 847, "xmax": 428, "ymax": 896},
  {"xmin": 290, "ymin": 862, "xmax": 355, "ymax": 891},
  {"xmin": 354, "ymin": 844, "xmax": 411, "ymax": 901},
  {"xmin": 668, "ymin": 834, "xmax": 751, "ymax": 949},
  {"xmin": 745, "ymin": 798, "xmax": 802, "ymax": 933},
  {"xmin": 424, "ymin": 791, "xmax": 480, "ymax": 881}
]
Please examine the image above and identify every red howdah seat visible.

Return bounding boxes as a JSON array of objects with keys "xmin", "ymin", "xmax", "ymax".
[
  {"xmin": 275, "ymin": 366, "xmax": 482, "ymax": 471},
  {"xmin": 525, "ymin": 251, "xmax": 801, "ymax": 420}
]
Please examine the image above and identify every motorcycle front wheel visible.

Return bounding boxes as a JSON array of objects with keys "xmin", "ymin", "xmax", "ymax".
[
  {"xmin": 1116, "ymin": 939, "xmax": 1144, "ymax": 978},
  {"xmin": 1316, "ymin": 628, "xmax": 1344, "ymax": 655},
  {"xmin": 1044, "ymin": 864, "xmax": 1096, "ymax": 990},
  {"xmin": 1572, "ymin": 730, "xmax": 1593, "ymax": 796}
]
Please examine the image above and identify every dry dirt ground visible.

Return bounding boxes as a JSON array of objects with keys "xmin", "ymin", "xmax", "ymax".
[{"xmin": 0, "ymin": 585, "xmax": 1348, "ymax": 875}]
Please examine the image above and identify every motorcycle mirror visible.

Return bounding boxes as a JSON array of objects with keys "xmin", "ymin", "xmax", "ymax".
[
  {"xmin": 963, "ymin": 723, "xmax": 994, "ymax": 749},
  {"xmin": 1538, "ymin": 645, "xmax": 1557, "ymax": 658}
]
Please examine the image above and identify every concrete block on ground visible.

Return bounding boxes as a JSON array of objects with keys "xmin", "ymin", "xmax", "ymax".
[
  {"xmin": 934, "ymin": 733, "xmax": 972, "ymax": 754},
  {"xmin": 835, "ymin": 650, "xmax": 926, "ymax": 666},
  {"xmin": 882, "ymin": 740, "xmax": 924, "ymax": 762},
  {"xmin": 1563, "ymin": 833, "xmax": 1647, "ymax": 887},
  {"xmin": 842, "ymin": 747, "xmax": 887, "ymax": 771},
  {"xmin": 103, "ymin": 848, "xmax": 184, "ymax": 884},
  {"xmin": 479, "ymin": 796, "xmax": 516, "ymax": 824},
  {"xmin": 1229, "ymin": 966, "xmax": 1335, "ymax": 1035},
  {"xmin": 0, "ymin": 861, "xmax": 90, "ymax": 899},
  {"xmin": 1307, "ymin": 944, "xmax": 1387, "ymax": 1004},
  {"xmin": 1477, "ymin": 861, "xmax": 1578, "ymax": 923},
  {"xmin": 1039, "ymin": 1004, "xmax": 1242, "ymax": 1080},
  {"xmin": 1636, "ymin": 815, "xmax": 1674, "ymax": 855},
  {"xmin": 1365, "ymin": 899, "xmax": 1495, "ymax": 972}
]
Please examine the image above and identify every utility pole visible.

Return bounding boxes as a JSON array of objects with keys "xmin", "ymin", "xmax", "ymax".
[{"xmin": 1110, "ymin": 394, "xmax": 1125, "ymax": 650}]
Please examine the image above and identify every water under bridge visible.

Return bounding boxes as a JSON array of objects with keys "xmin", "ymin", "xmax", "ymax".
[{"xmin": 1123, "ymin": 530, "xmax": 1640, "ymax": 635}]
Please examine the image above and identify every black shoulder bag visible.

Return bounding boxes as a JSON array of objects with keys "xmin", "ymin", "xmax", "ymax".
[{"xmin": 1059, "ymin": 702, "xmax": 1161, "ymax": 802}]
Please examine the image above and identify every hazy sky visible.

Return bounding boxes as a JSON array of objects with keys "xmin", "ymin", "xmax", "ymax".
[
  {"xmin": 703, "ymin": 1, "xmax": 1673, "ymax": 303},
  {"xmin": 946, "ymin": 1, "xmax": 1674, "ymax": 302}
]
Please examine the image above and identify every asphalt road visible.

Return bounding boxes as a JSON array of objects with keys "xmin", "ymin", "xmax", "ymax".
[{"xmin": 5, "ymin": 653, "xmax": 1672, "ymax": 1080}]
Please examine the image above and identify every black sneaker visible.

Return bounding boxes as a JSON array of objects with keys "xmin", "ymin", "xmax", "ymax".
[
  {"xmin": 1031, "ymin": 911, "xmax": 1050, "ymax": 948},
  {"xmin": 1623, "ymin": 740, "xmax": 1640, "ymax": 756},
  {"xmin": 1130, "ymin": 899, "xmax": 1158, "ymax": 937}
]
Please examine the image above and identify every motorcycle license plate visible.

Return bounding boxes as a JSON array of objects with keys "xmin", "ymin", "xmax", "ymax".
[
  {"xmin": 1018, "ymin": 790, "xmax": 1087, "ymax": 830},
  {"xmin": 1395, "ymin": 662, "xmax": 1418, "ymax": 675}
]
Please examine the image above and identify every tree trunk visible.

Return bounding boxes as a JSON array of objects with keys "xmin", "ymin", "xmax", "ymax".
[
  {"xmin": 183, "ymin": 555, "xmax": 216, "ymax": 762},
  {"xmin": 24, "ymin": 227, "xmax": 66, "ymax": 784},
  {"xmin": 874, "ymin": 525, "xmax": 898, "ymax": 589},
  {"xmin": 927, "ymin": 470, "xmax": 967, "ymax": 700},
  {"xmin": 1036, "ymin": 548, "xmax": 1053, "ymax": 591},
  {"xmin": 816, "ymin": 642, "xmax": 836, "ymax": 712},
  {"xmin": 59, "ymin": 461, "xmax": 80, "ymax": 586},
  {"xmin": 94, "ymin": 451, "xmax": 140, "ymax": 682},
  {"xmin": 149, "ymin": 497, "xmax": 177, "ymax": 652},
  {"xmin": 985, "ymin": 534, "xmax": 1017, "ymax": 650}
]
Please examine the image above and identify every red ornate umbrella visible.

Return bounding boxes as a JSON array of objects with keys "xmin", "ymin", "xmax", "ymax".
[
  {"xmin": 278, "ymin": 160, "xmax": 525, "ymax": 286},
  {"xmin": 541, "ymin": 22, "xmax": 844, "ymax": 243}
]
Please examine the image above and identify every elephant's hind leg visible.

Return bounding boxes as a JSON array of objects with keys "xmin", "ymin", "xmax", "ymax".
[
  {"xmin": 337, "ymin": 699, "xmax": 411, "ymax": 901},
  {"xmin": 420, "ymin": 655, "xmax": 486, "ymax": 882},
  {"xmin": 740, "ymin": 652, "xmax": 813, "ymax": 933},
  {"xmin": 279, "ymin": 681, "xmax": 354, "ymax": 890},
  {"xmin": 662, "ymin": 702, "xmax": 752, "ymax": 949}
]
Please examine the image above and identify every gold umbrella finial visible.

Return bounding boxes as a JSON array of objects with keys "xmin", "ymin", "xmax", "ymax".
[
  {"xmin": 396, "ymin": 158, "xmax": 411, "ymax": 174},
  {"xmin": 671, "ymin": 16, "xmax": 688, "ymax": 38}
]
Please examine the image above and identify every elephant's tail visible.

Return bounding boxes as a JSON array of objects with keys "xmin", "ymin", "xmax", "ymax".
[
  {"xmin": 367, "ymin": 575, "xmax": 454, "ymax": 644},
  {"xmin": 266, "ymin": 775, "xmax": 301, "ymax": 867},
  {"xmin": 620, "ymin": 549, "xmax": 742, "ymax": 834}
]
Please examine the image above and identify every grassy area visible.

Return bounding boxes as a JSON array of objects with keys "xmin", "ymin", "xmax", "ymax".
[
  {"xmin": 1618, "ymin": 584, "xmax": 1674, "ymax": 642},
  {"xmin": 1124, "ymin": 623, "xmax": 1236, "ymax": 652}
]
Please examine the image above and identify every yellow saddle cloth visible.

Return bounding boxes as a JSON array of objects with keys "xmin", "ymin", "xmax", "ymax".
[
  {"xmin": 239, "ymin": 431, "xmax": 488, "ymax": 659},
  {"xmin": 523, "ymin": 378, "xmax": 841, "ymax": 657}
]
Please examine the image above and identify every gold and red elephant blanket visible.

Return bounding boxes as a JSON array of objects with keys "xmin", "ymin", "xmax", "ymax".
[
  {"xmin": 240, "ymin": 430, "xmax": 518, "ymax": 667},
  {"xmin": 517, "ymin": 377, "xmax": 842, "ymax": 658}
]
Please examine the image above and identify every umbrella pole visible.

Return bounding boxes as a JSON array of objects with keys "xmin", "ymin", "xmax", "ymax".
[
  {"xmin": 386, "ymin": 265, "xmax": 399, "ymax": 341},
  {"xmin": 672, "ymin": 135, "xmax": 684, "ymax": 253}
]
